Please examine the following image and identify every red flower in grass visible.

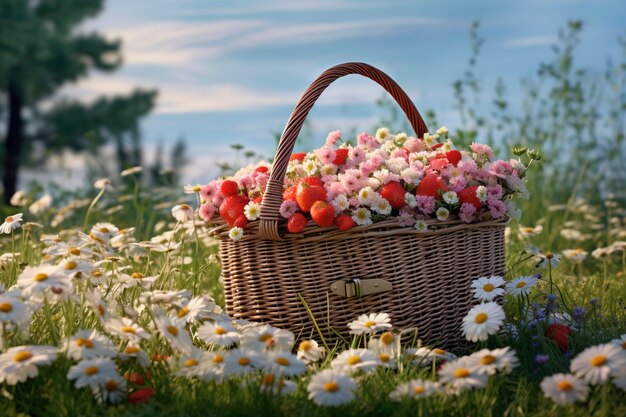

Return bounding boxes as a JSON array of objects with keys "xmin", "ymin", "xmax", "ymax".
[
  {"xmin": 545, "ymin": 323, "xmax": 572, "ymax": 351},
  {"xmin": 128, "ymin": 387, "xmax": 156, "ymax": 405}
]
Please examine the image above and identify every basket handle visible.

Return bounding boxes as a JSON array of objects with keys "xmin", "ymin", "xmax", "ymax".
[{"xmin": 259, "ymin": 62, "xmax": 429, "ymax": 240}]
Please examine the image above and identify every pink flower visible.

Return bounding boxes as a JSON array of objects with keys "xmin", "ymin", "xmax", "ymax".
[
  {"xmin": 200, "ymin": 183, "xmax": 217, "ymax": 202},
  {"xmin": 430, "ymin": 158, "xmax": 449, "ymax": 172},
  {"xmin": 349, "ymin": 197, "xmax": 359, "ymax": 207},
  {"xmin": 487, "ymin": 184, "xmax": 503, "ymax": 200},
  {"xmin": 488, "ymin": 160, "xmax": 513, "ymax": 178},
  {"xmin": 470, "ymin": 143, "xmax": 494, "ymax": 160},
  {"xmin": 279, "ymin": 200, "xmax": 298, "ymax": 219},
  {"xmin": 251, "ymin": 171, "xmax": 268, "ymax": 189},
  {"xmin": 403, "ymin": 137, "xmax": 424, "ymax": 152},
  {"xmin": 325, "ymin": 130, "xmax": 341, "ymax": 146},
  {"xmin": 459, "ymin": 203, "xmax": 477, "ymax": 223},
  {"xmin": 325, "ymin": 181, "xmax": 346, "ymax": 201},
  {"xmin": 349, "ymin": 146, "xmax": 367, "ymax": 166},
  {"xmin": 488, "ymin": 199, "xmax": 507, "ymax": 218},
  {"xmin": 357, "ymin": 132, "xmax": 379, "ymax": 149},
  {"xmin": 448, "ymin": 175, "xmax": 467, "ymax": 192},
  {"xmin": 199, "ymin": 203, "xmax": 215, "ymax": 221},
  {"xmin": 397, "ymin": 207, "xmax": 416, "ymax": 226},
  {"xmin": 416, "ymin": 195, "xmax": 436, "ymax": 214},
  {"xmin": 239, "ymin": 174, "xmax": 253, "ymax": 189},
  {"xmin": 315, "ymin": 146, "xmax": 336, "ymax": 165},
  {"xmin": 339, "ymin": 173, "xmax": 359, "ymax": 193},
  {"xmin": 458, "ymin": 160, "xmax": 478, "ymax": 175}
]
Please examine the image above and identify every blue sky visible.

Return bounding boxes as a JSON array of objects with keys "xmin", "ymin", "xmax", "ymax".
[{"xmin": 60, "ymin": 0, "xmax": 626, "ymax": 184}]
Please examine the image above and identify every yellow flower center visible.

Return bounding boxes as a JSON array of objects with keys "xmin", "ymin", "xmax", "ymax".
[
  {"xmin": 93, "ymin": 271, "xmax": 103, "ymax": 278},
  {"xmin": 84, "ymin": 366, "xmax": 99, "ymax": 376},
  {"xmin": 258, "ymin": 334, "xmax": 273, "ymax": 342},
  {"xmin": 483, "ymin": 283, "xmax": 495, "ymax": 292},
  {"xmin": 125, "ymin": 346, "xmax": 140, "ymax": 354},
  {"xmin": 69, "ymin": 247, "xmax": 81, "ymax": 256},
  {"xmin": 238, "ymin": 357, "xmax": 250, "ymax": 366},
  {"xmin": 323, "ymin": 382, "xmax": 339, "ymax": 392},
  {"xmin": 346, "ymin": 355, "xmax": 361, "ymax": 365},
  {"xmin": 262, "ymin": 374, "xmax": 274, "ymax": 386},
  {"xmin": 192, "ymin": 186, "xmax": 202, "ymax": 192},
  {"xmin": 299, "ymin": 341, "xmax": 312, "ymax": 351},
  {"xmin": 131, "ymin": 272, "xmax": 144, "ymax": 279},
  {"xmin": 177, "ymin": 307, "xmax": 189, "ymax": 318},
  {"xmin": 76, "ymin": 338, "xmax": 94, "ymax": 348},
  {"xmin": 481, "ymin": 355, "xmax": 496, "ymax": 365},
  {"xmin": 453, "ymin": 368, "xmax": 470, "ymax": 378},
  {"xmin": 590, "ymin": 355, "xmax": 607, "ymax": 367},
  {"xmin": 275, "ymin": 357, "xmax": 290, "ymax": 367},
  {"xmin": 557, "ymin": 381, "xmax": 573, "ymax": 391},
  {"xmin": 65, "ymin": 261, "xmax": 78, "ymax": 270},
  {"xmin": 546, "ymin": 253, "xmax": 554, "ymax": 259},
  {"xmin": 214, "ymin": 326, "xmax": 226, "ymax": 335},
  {"xmin": 516, "ymin": 281, "xmax": 527, "ymax": 288},
  {"xmin": 474, "ymin": 313, "xmax": 488, "ymax": 324},
  {"xmin": 380, "ymin": 332, "xmax": 394, "ymax": 345},
  {"xmin": 432, "ymin": 348, "xmax": 446, "ymax": 355},
  {"xmin": 5, "ymin": 216, "xmax": 14, "ymax": 223},
  {"xmin": 13, "ymin": 351, "xmax": 33, "ymax": 362},
  {"xmin": 622, "ymin": 341, "xmax": 626, "ymax": 350},
  {"xmin": 414, "ymin": 386, "xmax": 426, "ymax": 394},
  {"xmin": 180, "ymin": 204, "xmax": 191, "ymax": 210},
  {"xmin": 166, "ymin": 325, "xmax": 178, "ymax": 337},
  {"xmin": 364, "ymin": 320, "xmax": 376, "ymax": 328},
  {"xmin": 100, "ymin": 227, "xmax": 110, "ymax": 233},
  {"xmin": 34, "ymin": 273, "xmax": 49, "ymax": 282},
  {"xmin": 121, "ymin": 326, "xmax": 136, "ymax": 333},
  {"xmin": 379, "ymin": 353, "xmax": 390, "ymax": 362},
  {"xmin": 105, "ymin": 379, "xmax": 118, "ymax": 391},
  {"xmin": 212, "ymin": 354, "xmax": 224, "ymax": 364},
  {"xmin": 184, "ymin": 359, "xmax": 198, "ymax": 367},
  {"xmin": 97, "ymin": 304, "xmax": 106, "ymax": 316},
  {"xmin": 0, "ymin": 303, "xmax": 13, "ymax": 313}
]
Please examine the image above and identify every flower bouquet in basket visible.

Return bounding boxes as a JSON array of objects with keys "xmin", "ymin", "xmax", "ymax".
[{"xmin": 199, "ymin": 62, "xmax": 536, "ymax": 347}]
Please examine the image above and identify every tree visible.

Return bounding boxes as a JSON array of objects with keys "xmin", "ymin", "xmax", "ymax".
[{"xmin": 0, "ymin": 0, "xmax": 156, "ymax": 203}]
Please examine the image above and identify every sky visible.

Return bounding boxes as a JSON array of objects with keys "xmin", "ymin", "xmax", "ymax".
[{"xmin": 47, "ymin": 0, "xmax": 626, "ymax": 186}]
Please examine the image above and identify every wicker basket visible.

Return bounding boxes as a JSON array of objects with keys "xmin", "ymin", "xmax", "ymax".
[{"xmin": 213, "ymin": 62, "xmax": 506, "ymax": 348}]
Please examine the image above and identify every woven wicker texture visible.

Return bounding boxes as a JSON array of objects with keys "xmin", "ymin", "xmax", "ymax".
[{"xmin": 215, "ymin": 62, "xmax": 507, "ymax": 348}]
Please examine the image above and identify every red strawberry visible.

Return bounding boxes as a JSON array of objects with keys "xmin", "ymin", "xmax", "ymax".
[
  {"xmin": 219, "ymin": 195, "xmax": 248, "ymax": 226},
  {"xmin": 458, "ymin": 186, "xmax": 482, "ymax": 209},
  {"xmin": 287, "ymin": 212, "xmax": 308, "ymax": 233},
  {"xmin": 233, "ymin": 214, "xmax": 248, "ymax": 229},
  {"xmin": 446, "ymin": 150, "xmax": 462, "ymax": 167},
  {"xmin": 255, "ymin": 166, "xmax": 269, "ymax": 173},
  {"xmin": 333, "ymin": 148, "xmax": 349, "ymax": 165},
  {"xmin": 220, "ymin": 180, "xmax": 239, "ymax": 197},
  {"xmin": 128, "ymin": 387, "xmax": 155, "ymax": 405},
  {"xmin": 300, "ymin": 176, "xmax": 324, "ymax": 188},
  {"xmin": 415, "ymin": 173, "xmax": 448, "ymax": 200},
  {"xmin": 283, "ymin": 185, "xmax": 297, "ymax": 202},
  {"xmin": 380, "ymin": 181, "xmax": 406, "ymax": 209},
  {"xmin": 310, "ymin": 201, "xmax": 335, "ymax": 227},
  {"xmin": 545, "ymin": 323, "xmax": 572, "ymax": 351},
  {"xmin": 334, "ymin": 214, "xmax": 355, "ymax": 231},
  {"xmin": 296, "ymin": 183, "xmax": 326, "ymax": 213},
  {"xmin": 289, "ymin": 153, "xmax": 306, "ymax": 161}
]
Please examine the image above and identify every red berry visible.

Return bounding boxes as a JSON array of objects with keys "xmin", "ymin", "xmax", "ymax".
[
  {"xmin": 431, "ymin": 143, "xmax": 444, "ymax": 150},
  {"xmin": 333, "ymin": 148, "xmax": 349, "ymax": 165},
  {"xmin": 415, "ymin": 173, "xmax": 448, "ymax": 200},
  {"xmin": 300, "ymin": 176, "xmax": 324, "ymax": 188},
  {"xmin": 289, "ymin": 153, "xmax": 306, "ymax": 161},
  {"xmin": 430, "ymin": 158, "xmax": 449, "ymax": 171},
  {"xmin": 219, "ymin": 195, "xmax": 248, "ymax": 226},
  {"xmin": 445, "ymin": 150, "xmax": 462, "ymax": 167},
  {"xmin": 458, "ymin": 186, "xmax": 482, "ymax": 209},
  {"xmin": 310, "ymin": 200, "xmax": 335, "ymax": 227},
  {"xmin": 380, "ymin": 181, "xmax": 406, "ymax": 209},
  {"xmin": 334, "ymin": 214, "xmax": 355, "ymax": 231},
  {"xmin": 287, "ymin": 212, "xmax": 308, "ymax": 233},
  {"xmin": 296, "ymin": 183, "xmax": 326, "ymax": 213},
  {"xmin": 220, "ymin": 180, "xmax": 239, "ymax": 197},
  {"xmin": 233, "ymin": 214, "xmax": 248, "ymax": 228},
  {"xmin": 545, "ymin": 323, "xmax": 572, "ymax": 351},
  {"xmin": 283, "ymin": 185, "xmax": 297, "ymax": 202},
  {"xmin": 128, "ymin": 387, "xmax": 156, "ymax": 405},
  {"xmin": 124, "ymin": 371, "xmax": 145, "ymax": 386},
  {"xmin": 253, "ymin": 196, "xmax": 263, "ymax": 204},
  {"xmin": 254, "ymin": 166, "xmax": 269, "ymax": 173}
]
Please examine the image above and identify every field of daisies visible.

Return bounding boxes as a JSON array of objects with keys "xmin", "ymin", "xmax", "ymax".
[{"xmin": 0, "ymin": 163, "xmax": 625, "ymax": 417}]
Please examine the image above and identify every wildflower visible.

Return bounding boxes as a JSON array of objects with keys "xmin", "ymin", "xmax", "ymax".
[
  {"xmin": 0, "ymin": 295, "xmax": 29, "ymax": 324},
  {"xmin": 414, "ymin": 220, "xmax": 429, "ymax": 232},
  {"xmin": 348, "ymin": 312, "xmax": 392, "ymax": 334},
  {"xmin": 153, "ymin": 311, "xmax": 193, "ymax": 354},
  {"xmin": 470, "ymin": 275, "xmax": 506, "ymax": 301},
  {"xmin": 264, "ymin": 351, "xmax": 307, "ymax": 376},
  {"xmin": 67, "ymin": 357, "xmax": 118, "ymax": 389},
  {"xmin": 461, "ymin": 302, "xmax": 505, "ymax": 342},
  {"xmin": 10, "ymin": 191, "xmax": 28, "ymax": 206},
  {"xmin": 174, "ymin": 296, "xmax": 217, "ymax": 323},
  {"xmin": 244, "ymin": 202, "xmax": 261, "ymax": 221},
  {"xmin": 279, "ymin": 200, "xmax": 298, "ymax": 219},
  {"xmin": 94, "ymin": 178, "xmax": 112, "ymax": 190},
  {"xmin": 610, "ymin": 334, "xmax": 626, "ymax": 351},
  {"xmin": 406, "ymin": 347, "xmax": 457, "ymax": 365},
  {"xmin": 174, "ymin": 348, "xmax": 211, "ymax": 378},
  {"xmin": 104, "ymin": 317, "xmax": 149, "ymax": 342},
  {"xmin": 570, "ymin": 343, "xmax": 626, "ymax": 384},
  {"xmin": 0, "ymin": 345, "xmax": 57, "ymax": 385},
  {"xmin": 519, "ymin": 225, "xmax": 543, "ymax": 237},
  {"xmin": 389, "ymin": 379, "xmax": 440, "ymax": 401},
  {"xmin": 591, "ymin": 247, "xmax": 610, "ymax": 259},
  {"xmin": 442, "ymin": 191, "xmax": 458, "ymax": 205},
  {"xmin": 476, "ymin": 185, "xmax": 488, "ymax": 202},
  {"xmin": 330, "ymin": 348, "xmax": 379, "ymax": 374},
  {"xmin": 119, "ymin": 342, "xmax": 150, "ymax": 368},
  {"xmin": 438, "ymin": 357, "xmax": 487, "ymax": 393},
  {"xmin": 16, "ymin": 264, "xmax": 72, "ymax": 301},
  {"xmin": 197, "ymin": 320, "xmax": 240, "ymax": 347},
  {"xmin": 171, "ymin": 204, "xmax": 194, "ymax": 222},
  {"xmin": 120, "ymin": 166, "xmax": 142, "ymax": 177},
  {"xmin": 535, "ymin": 354, "xmax": 550, "ymax": 366},
  {"xmin": 435, "ymin": 207, "xmax": 450, "ymax": 221},
  {"xmin": 89, "ymin": 222, "xmax": 120, "ymax": 243},
  {"xmin": 562, "ymin": 248, "xmax": 588, "ymax": 263},
  {"xmin": 128, "ymin": 387, "xmax": 156, "ymax": 405},
  {"xmin": 93, "ymin": 374, "xmax": 127, "ymax": 404},
  {"xmin": 29, "ymin": 195, "xmax": 52, "ymax": 215},
  {"xmin": 505, "ymin": 275, "xmax": 538, "ymax": 297},
  {"xmin": 468, "ymin": 347, "xmax": 519, "ymax": 375},
  {"xmin": 297, "ymin": 339, "xmax": 324, "ymax": 363},
  {"xmin": 0, "ymin": 213, "xmax": 23, "ymax": 234},
  {"xmin": 260, "ymin": 375, "xmax": 297, "ymax": 396},
  {"xmin": 184, "ymin": 184, "xmax": 203, "ymax": 194},
  {"xmin": 307, "ymin": 369, "xmax": 358, "ymax": 407},
  {"xmin": 222, "ymin": 349, "xmax": 259, "ymax": 377},
  {"xmin": 228, "ymin": 227, "xmax": 244, "ymax": 241},
  {"xmin": 58, "ymin": 257, "xmax": 95, "ymax": 279},
  {"xmin": 240, "ymin": 325, "xmax": 294, "ymax": 351},
  {"xmin": 536, "ymin": 252, "xmax": 561, "ymax": 269},
  {"xmin": 64, "ymin": 330, "xmax": 116, "ymax": 360},
  {"xmin": 540, "ymin": 373, "xmax": 589, "ymax": 405}
]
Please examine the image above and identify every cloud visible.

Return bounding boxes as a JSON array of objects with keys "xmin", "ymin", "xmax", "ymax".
[{"xmin": 502, "ymin": 36, "xmax": 557, "ymax": 48}]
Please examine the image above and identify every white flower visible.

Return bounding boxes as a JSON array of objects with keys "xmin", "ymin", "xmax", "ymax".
[
  {"xmin": 348, "ymin": 312, "xmax": 392, "ymax": 334},
  {"xmin": 405, "ymin": 347, "xmax": 457, "ymax": 365},
  {"xmin": 436, "ymin": 207, "xmax": 450, "ymax": 221},
  {"xmin": 104, "ymin": 317, "xmax": 149, "ymax": 342},
  {"xmin": 174, "ymin": 296, "xmax": 217, "ymax": 323},
  {"xmin": 94, "ymin": 178, "xmax": 112, "ymax": 190},
  {"xmin": 357, "ymin": 187, "xmax": 376, "ymax": 206},
  {"xmin": 244, "ymin": 202, "xmax": 261, "ymax": 221},
  {"xmin": 470, "ymin": 276, "xmax": 506, "ymax": 302},
  {"xmin": 263, "ymin": 351, "xmax": 307, "ymax": 376},
  {"xmin": 435, "ymin": 126, "xmax": 448, "ymax": 136},
  {"xmin": 371, "ymin": 197, "xmax": 392, "ymax": 215},
  {"xmin": 10, "ymin": 191, "xmax": 28, "ymax": 206},
  {"xmin": 29, "ymin": 195, "xmax": 52, "ymax": 215},
  {"xmin": 476, "ymin": 186, "xmax": 488, "ymax": 203},
  {"xmin": 240, "ymin": 325, "xmax": 294, "ymax": 351},
  {"xmin": 307, "ymin": 369, "xmax": 358, "ymax": 407},
  {"xmin": 332, "ymin": 194, "xmax": 350, "ymax": 212},
  {"xmin": 153, "ymin": 310, "xmax": 193, "ymax": 354},
  {"xmin": 610, "ymin": 334, "xmax": 626, "ymax": 351},
  {"xmin": 184, "ymin": 184, "xmax": 203, "ymax": 194},
  {"xmin": 119, "ymin": 342, "xmax": 150, "ymax": 368},
  {"xmin": 519, "ymin": 225, "xmax": 543, "ymax": 237},
  {"xmin": 67, "ymin": 357, "xmax": 118, "ymax": 389},
  {"xmin": 172, "ymin": 204, "xmax": 195, "ymax": 222},
  {"xmin": 467, "ymin": 347, "xmax": 518, "ymax": 375},
  {"xmin": 229, "ymin": 227, "xmax": 244, "ymax": 241},
  {"xmin": 89, "ymin": 222, "xmax": 120, "ymax": 243},
  {"xmin": 414, "ymin": 220, "xmax": 429, "ymax": 232},
  {"xmin": 0, "ymin": 345, "xmax": 57, "ymax": 385},
  {"xmin": 303, "ymin": 159, "xmax": 319, "ymax": 176},
  {"xmin": 260, "ymin": 375, "xmax": 298, "ymax": 396},
  {"xmin": 57, "ymin": 257, "xmax": 94, "ymax": 279},
  {"xmin": 222, "ymin": 348, "xmax": 260, "ymax": 377},
  {"xmin": 0, "ymin": 213, "xmax": 23, "ymax": 234},
  {"xmin": 376, "ymin": 128, "xmax": 390, "ymax": 141},
  {"xmin": 562, "ymin": 248, "xmax": 588, "ymax": 263},
  {"xmin": 438, "ymin": 357, "xmax": 487, "ymax": 393},
  {"xmin": 352, "ymin": 207, "xmax": 372, "ymax": 226},
  {"xmin": 405, "ymin": 193, "xmax": 418, "ymax": 208},
  {"xmin": 536, "ymin": 252, "xmax": 561, "ymax": 269},
  {"xmin": 0, "ymin": 295, "xmax": 29, "ymax": 324},
  {"xmin": 92, "ymin": 374, "xmax": 127, "ymax": 404},
  {"xmin": 63, "ymin": 330, "xmax": 116, "ymax": 360},
  {"xmin": 120, "ymin": 166, "xmax": 142, "ymax": 177},
  {"xmin": 389, "ymin": 379, "xmax": 440, "ymax": 401},
  {"xmin": 540, "ymin": 373, "xmax": 589, "ymax": 405},
  {"xmin": 505, "ymin": 275, "xmax": 538, "ymax": 297},
  {"xmin": 461, "ymin": 302, "xmax": 505, "ymax": 342},
  {"xmin": 297, "ymin": 339, "xmax": 324, "ymax": 363},
  {"xmin": 197, "ymin": 320, "xmax": 240, "ymax": 347},
  {"xmin": 442, "ymin": 191, "xmax": 458, "ymax": 205},
  {"xmin": 174, "ymin": 348, "xmax": 211, "ymax": 379},
  {"xmin": 570, "ymin": 343, "xmax": 626, "ymax": 385},
  {"xmin": 330, "ymin": 348, "xmax": 379, "ymax": 374},
  {"xmin": 505, "ymin": 200, "xmax": 522, "ymax": 220},
  {"xmin": 16, "ymin": 264, "xmax": 72, "ymax": 301}
]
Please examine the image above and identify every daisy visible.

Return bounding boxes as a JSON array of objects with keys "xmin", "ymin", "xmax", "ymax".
[
  {"xmin": 85, "ymin": 288, "xmax": 110, "ymax": 321},
  {"xmin": 0, "ymin": 295, "xmax": 29, "ymax": 324},
  {"xmin": 505, "ymin": 275, "xmax": 538, "ymax": 297},
  {"xmin": 414, "ymin": 220, "xmax": 429, "ymax": 232},
  {"xmin": 119, "ymin": 271, "xmax": 158, "ymax": 289},
  {"xmin": 405, "ymin": 193, "xmax": 418, "ymax": 208},
  {"xmin": 264, "ymin": 351, "xmax": 307, "ymax": 376},
  {"xmin": 358, "ymin": 187, "xmax": 376, "ymax": 205},
  {"xmin": 120, "ymin": 166, "xmax": 142, "ymax": 177},
  {"xmin": 562, "ymin": 248, "xmax": 588, "ymax": 263},
  {"xmin": 610, "ymin": 334, "xmax": 626, "ymax": 351},
  {"xmin": 260, "ymin": 375, "xmax": 298, "ymax": 396},
  {"xmin": 197, "ymin": 320, "xmax": 240, "ymax": 347},
  {"xmin": 184, "ymin": 184, "xmax": 203, "ymax": 194},
  {"xmin": 92, "ymin": 374, "xmax": 127, "ymax": 404},
  {"xmin": 368, "ymin": 331, "xmax": 399, "ymax": 357},
  {"xmin": 67, "ymin": 357, "xmax": 118, "ymax": 389},
  {"xmin": 0, "ymin": 213, "xmax": 23, "ymax": 234},
  {"xmin": 518, "ymin": 225, "xmax": 543, "ymax": 237},
  {"xmin": 174, "ymin": 296, "xmax": 216, "ymax": 323},
  {"xmin": 229, "ymin": 227, "xmax": 244, "ymax": 241},
  {"xmin": 442, "ymin": 191, "xmax": 458, "ymax": 205},
  {"xmin": 16, "ymin": 264, "xmax": 72, "ymax": 301},
  {"xmin": 174, "ymin": 348, "xmax": 211, "ymax": 379},
  {"xmin": 119, "ymin": 342, "xmax": 150, "ymax": 368},
  {"xmin": 468, "ymin": 347, "xmax": 519, "ymax": 375},
  {"xmin": 476, "ymin": 185, "xmax": 488, "ymax": 202},
  {"xmin": 435, "ymin": 207, "xmax": 450, "ymax": 221},
  {"xmin": 307, "ymin": 369, "xmax": 358, "ymax": 407},
  {"xmin": 222, "ymin": 348, "xmax": 260, "ymax": 377},
  {"xmin": 94, "ymin": 178, "xmax": 112, "ymax": 190},
  {"xmin": 57, "ymin": 257, "xmax": 94, "ymax": 279},
  {"xmin": 461, "ymin": 302, "xmax": 505, "ymax": 342},
  {"xmin": 348, "ymin": 312, "xmax": 392, "ymax": 334},
  {"xmin": 63, "ymin": 329, "xmax": 116, "ymax": 360},
  {"xmin": 297, "ymin": 339, "xmax": 324, "ymax": 363},
  {"xmin": 405, "ymin": 347, "xmax": 457, "ymax": 365},
  {"xmin": 389, "ymin": 379, "xmax": 440, "ymax": 401},
  {"xmin": 371, "ymin": 197, "xmax": 392, "ymax": 215},
  {"xmin": 153, "ymin": 311, "xmax": 193, "ymax": 354},
  {"xmin": 89, "ymin": 222, "xmax": 120, "ymax": 243},
  {"xmin": 241, "ymin": 325, "xmax": 294, "ymax": 351},
  {"xmin": 470, "ymin": 275, "xmax": 506, "ymax": 301},
  {"xmin": 104, "ymin": 317, "xmax": 149, "ymax": 342},
  {"xmin": 570, "ymin": 343, "xmax": 626, "ymax": 384},
  {"xmin": 438, "ymin": 357, "xmax": 487, "ymax": 393},
  {"xmin": 0, "ymin": 345, "xmax": 57, "ymax": 385},
  {"xmin": 540, "ymin": 373, "xmax": 589, "ymax": 405},
  {"xmin": 352, "ymin": 207, "xmax": 372, "ymax": 226},
  {"xmin": 330, "ymin": 348, "xmax": 379, "ymax": 374},
  {"xmin": 171, "ymin": 204, "xmax": 195, "ymax": 222},
  {"xmin": 244, "ymin": 202, "xmax": 261, "ymax": 221},
  {"xmin": 536, "ymin": 252, "xmax": 562, "ymax": 269}
]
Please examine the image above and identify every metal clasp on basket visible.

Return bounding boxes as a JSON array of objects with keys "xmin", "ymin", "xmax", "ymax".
[{"xmin": 330, "ymin": 278, "xmax": 393, "ymax": 298}]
